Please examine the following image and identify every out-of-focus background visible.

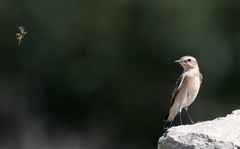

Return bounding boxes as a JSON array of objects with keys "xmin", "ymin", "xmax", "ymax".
[{"xmin": 0, "ymin": 0, "xmax": 240, "ymax": 148}]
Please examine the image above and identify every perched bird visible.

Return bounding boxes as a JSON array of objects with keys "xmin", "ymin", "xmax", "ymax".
[
  {"xmin": 164, "ymin": 56, "xmax": 202, "ymax": 129},
  {"xmin": 16, "ymin": 26, "xmax": 27, "ymax": 46}
]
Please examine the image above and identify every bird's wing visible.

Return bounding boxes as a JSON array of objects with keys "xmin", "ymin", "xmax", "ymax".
[
  {"xmin": 169, "ymin": 74, "xmax": 185, "ymax": 108},
  {"xmin": 199, "ymin": 73, "xmax": 203, "ymax": 84}
]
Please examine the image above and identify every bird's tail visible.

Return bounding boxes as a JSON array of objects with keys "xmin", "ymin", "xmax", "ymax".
[
  {"xmin": 164, "ymin": 104, "xmax": 179, "ymax": 129},
  {"xmin": 164, "ymin": 113, "xmax": 173, "ymax": 129}
]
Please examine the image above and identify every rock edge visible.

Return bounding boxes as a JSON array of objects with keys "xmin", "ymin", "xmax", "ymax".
[{"xmin": 158, "ymin": 110, "xmax": 240, "ymax": 149}]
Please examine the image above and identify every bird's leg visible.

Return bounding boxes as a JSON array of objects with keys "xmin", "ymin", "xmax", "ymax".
[
  {"xmin": 185, "ymin": 109, "xmax": 194, "ymax": 124},
  {"xmin": 179, "ymin": 109, "xmax": 182, "ymax": 125}
]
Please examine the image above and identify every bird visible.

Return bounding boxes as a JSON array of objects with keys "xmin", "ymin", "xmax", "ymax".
[{"xmin": 164, "ymin": 56, "xmax": 202, "ymax": 129}]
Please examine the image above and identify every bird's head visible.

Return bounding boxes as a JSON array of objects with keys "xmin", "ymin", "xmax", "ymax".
[{"xmin": 175, "ymin": 56, "xmax": 199, "ymax": 71}]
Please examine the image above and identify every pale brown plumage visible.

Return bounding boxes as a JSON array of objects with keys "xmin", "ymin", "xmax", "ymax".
[{"xmin": 164, "ymin": 56, "xmax": 202, "ymax": 129}]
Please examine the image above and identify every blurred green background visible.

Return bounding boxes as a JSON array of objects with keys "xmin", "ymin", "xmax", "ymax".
[{"xmin": 0, "ymin": 0, "xmax": 240, "ymax": 148}]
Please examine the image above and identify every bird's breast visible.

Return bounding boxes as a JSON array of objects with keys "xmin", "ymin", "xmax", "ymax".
[{"xmin": 182, "ymin": 75, "xmax": 201, "ymax": 107}]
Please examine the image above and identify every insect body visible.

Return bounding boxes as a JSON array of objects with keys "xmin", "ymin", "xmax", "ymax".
[{"xmin": 16, "ymin": 26, "xmax": 27, "ymax": 46}]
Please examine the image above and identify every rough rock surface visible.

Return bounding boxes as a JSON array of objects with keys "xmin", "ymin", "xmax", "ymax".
[{"xmin": 158, "ymin": 110, "xmax": 240, "ymax": 149}]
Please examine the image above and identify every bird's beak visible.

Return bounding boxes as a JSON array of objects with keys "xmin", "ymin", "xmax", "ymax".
[{"xmin": 174, "ymin": 60, "xmax": 181, "ymax": 63}]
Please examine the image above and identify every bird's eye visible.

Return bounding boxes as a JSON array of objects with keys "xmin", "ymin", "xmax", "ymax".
[{"xmin": 187, "ymin": 59, "xmax": 191, "ymax": 62}]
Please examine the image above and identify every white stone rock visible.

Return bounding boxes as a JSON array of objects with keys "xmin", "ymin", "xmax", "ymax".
[{"xmin": 158, "ymin": 110, "xmax": 240, "ymax": 149}]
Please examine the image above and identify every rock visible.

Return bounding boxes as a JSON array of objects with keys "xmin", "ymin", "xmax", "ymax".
[{"xmin": 158, "ymin": 110, "xmax": 240, "ymax": 149}]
